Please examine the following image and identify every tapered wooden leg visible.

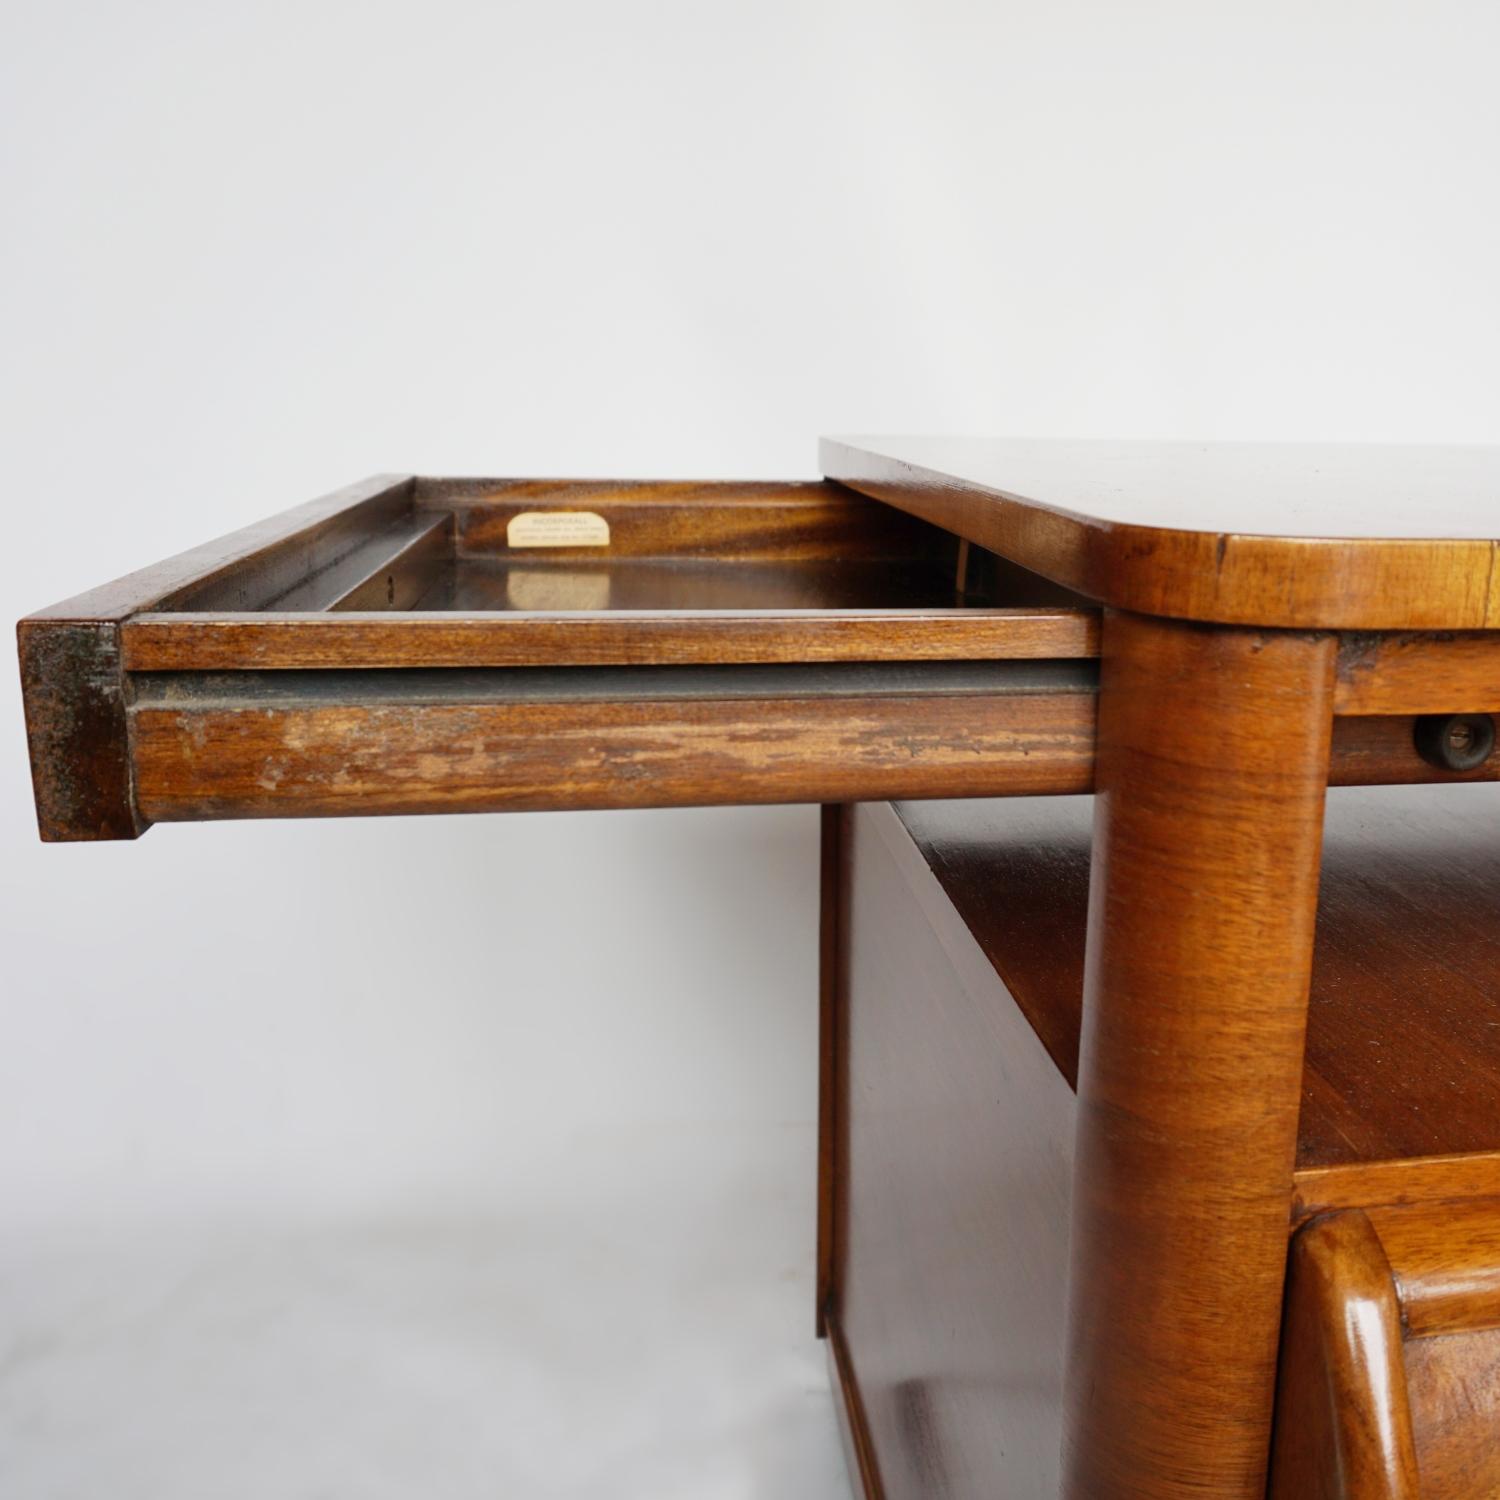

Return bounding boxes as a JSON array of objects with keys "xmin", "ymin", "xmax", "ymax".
[{"xmin": 1062, "ymin": 612, "xmax": 1337, "ymax": 1500}]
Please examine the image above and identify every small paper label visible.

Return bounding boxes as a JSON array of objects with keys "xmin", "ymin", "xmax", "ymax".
[
  {"xmin": 506, "ymin": 569, "xmax": 611, "ymax": 611},
  {"xmin": 506, "ymin": 510, "xmax": 611, "ymax": 548}
]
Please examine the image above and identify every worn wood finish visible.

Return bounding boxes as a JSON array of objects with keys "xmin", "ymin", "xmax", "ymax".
[
  {"xmin": 1268, "ymin": 1210, "xmax": 1421, "ymax": 1500},
  {"xmin": 1336, "ymin": 631, "xmax": 1500, "ymax": 716},
  {"xmin": 836, "ymin": 800, "xmax": 1075, "ymax": 1499},
  {"xmin": 129, "ymin": 663, "xmax": 1098, "ymax": 823},
  {"xmin": 120, "ymin": 607, "xmax": 1100, "ymax": 671},
  {"xmin": 18, "ymin": 473, "xmax": 414, "ymax": 840},
  {"xmin": 20, "ymin": 470, "xmax": 1113, "ymax": 841},
  {"xmin": 823, "ymin": 437, "xmax": 1500, "ymax": 629},
  {"xmin": 16, "ymin": 619, "xmax": 142, "ymax": 842},
  {"xmin": 1063, "ymin": 612, "xmax": 1336, "ymax": 1500},
  {"xmin": 27, "ymin": 459, "xmax": 1500, "ymax": 845}
]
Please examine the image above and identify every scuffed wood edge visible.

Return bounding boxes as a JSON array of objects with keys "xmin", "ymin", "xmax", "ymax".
[
  {"xmin": 128, "ymin": 688, "xmax": 1100, "ymax": 824},
  {"xmin": 17, "ymin": 618, "xmax": 142, "ymax": 842},
  {"xmin": 18, "ymin": 475, "xmax": 417, "ymax": 841},
  {"xmin": 1336, "ymin": 631, "xmax": 1500, "ymax": 715}
]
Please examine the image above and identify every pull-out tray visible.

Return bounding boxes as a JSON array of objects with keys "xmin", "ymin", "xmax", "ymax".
[{"xmin": 19, "ymin": 475, "xmax": 1101, "ymax": 840}]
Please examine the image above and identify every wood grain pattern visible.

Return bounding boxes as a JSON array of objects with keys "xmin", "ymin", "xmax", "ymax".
[
  {"xmin": 129, "ymin": 665, "xmax": 1098, "ymax": 822},
  {"xmin": 18, "ymin": 469, "xmax": 1104, "ymax": 841},
  {"xmin": 1365, "ymin": 1200, "xmax": 1500, "ymax": 1338},
  {"xmin": 120, "ymin": 608, "xmax": 1101, "ymax": 671},
  {"xmin": 823, "ymin": 436, "xmax": 1500, "ymax": 629},
  {"xmin": 1328, "ymin": 713, "xmax": 1500, "ymax": 784},
  {"xmin": 1336, "ymin": 631, "xmax": 1500, "ymax": 715},
  {"xmin": 1403, "ymin": 1330, "xmax": 1500, "ymax": 1498},
  {"xmin": 1293, "ymin": 1153, "xmax": 1500, "ymax": 1225},
  {"xmin": 415, "ymin": 477, "xmax": 954, "ymax": 563},
  {"xmin": 836, "ymin": 800, "xmax": 1074, "ymax": 1499},
  {"xmin": 1378, "ymin": 1198, "xmax": 1500, "ymax": 1498},
  {"xmin": 868, "ymin": 794, "xmax": 1500, "ymax": 1497},
  {"xmin": 1269, "ymin": 1200, "xmax": 1500, "ymax": 1498},
  {"xmin": 1268, "ymin": 1210, "xmax": 1421, "ymax": 1500},
  {"xmin": 1300, "ymin": 782, "xmax": 1500, "ymax": 1169},
  {"xmin": 897, "ymin": 780, "xmax": 1500, "ymax": 1178},
  {"xmin": 1063, "ymin": 613, "xmax": 1336, "ymax": 1500}
]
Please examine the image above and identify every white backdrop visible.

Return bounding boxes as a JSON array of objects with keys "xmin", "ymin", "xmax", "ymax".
[{"xmin": 4, "ymin": 2, "xmax": 1500, "ymax": 1497}]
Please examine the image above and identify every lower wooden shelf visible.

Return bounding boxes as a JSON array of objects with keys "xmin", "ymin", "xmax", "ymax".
[
  {"xmin": 892, "ymin": 779, "xmax": 1500, "ymax": 1185},
  {"xmin": 825, "ymin": 780, "xmax": 1500, "ymax": 1498}
]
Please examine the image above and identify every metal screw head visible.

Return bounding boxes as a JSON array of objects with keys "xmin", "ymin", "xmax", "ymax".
[{"xmin": 1414, "ymin": 713, "xmax": 1496, "ymax": 773}]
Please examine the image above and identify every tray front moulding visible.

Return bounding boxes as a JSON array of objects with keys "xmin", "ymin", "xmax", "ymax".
[
  {"xmin": 126, "ymin": 661, "xmax": 1100, "ymax": 822},
  {"xmin": 119, "ymin": 607, "xmax": 1100, "ymax": 671}
]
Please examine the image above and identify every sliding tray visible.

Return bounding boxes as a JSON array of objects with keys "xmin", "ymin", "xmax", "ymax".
[{"xmin": 18, "ymin": 475, "xmax": 1101, "ymax": 840}]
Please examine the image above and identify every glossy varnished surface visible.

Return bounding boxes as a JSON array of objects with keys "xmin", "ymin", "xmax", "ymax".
[
  {"xmin": 824, "ymin": 436, "xmax": 1500, "ymax": 628},
  {"xmin": 1268, "ymin": 1210, "xmax": 1421, "ymax": 1499},
  {"xmin": 1270, "ymin": 1202, "xmax": 1500, "ymax": 1498},
  {"xmin": 895, "ymin": 779, "xmax": 1500, "ymax": 1173},
  {"xmin": 1062, "ymin": 616, "xmax": 1336, "ymax": 1500},
  {"xmin": 1403, "ymin": 1331, "xmax": 1500, "ymax": 1497}
]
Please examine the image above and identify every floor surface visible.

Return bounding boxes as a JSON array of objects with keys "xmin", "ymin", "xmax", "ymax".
[{"xmin": 0, "ymin": 1126, "xmax": 848, "ymax": 1500}]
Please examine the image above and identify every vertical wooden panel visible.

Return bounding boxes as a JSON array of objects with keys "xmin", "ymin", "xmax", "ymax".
[
  {"xmin": 817, "ymin": 803, "xmax": 849, "ymax": 1337},
  {"xmin": 1063, "ymin": 613, "xmax": 1336, "ymax": 1500},
  {"xmin": 839, "ymin": 801, "xmax": 1075, "ymax": 1498}
]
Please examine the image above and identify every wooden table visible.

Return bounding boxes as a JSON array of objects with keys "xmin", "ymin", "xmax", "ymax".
[{"xmin": 20, "ymin": 440, "xmax": 1500, "ymax": 1499}]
